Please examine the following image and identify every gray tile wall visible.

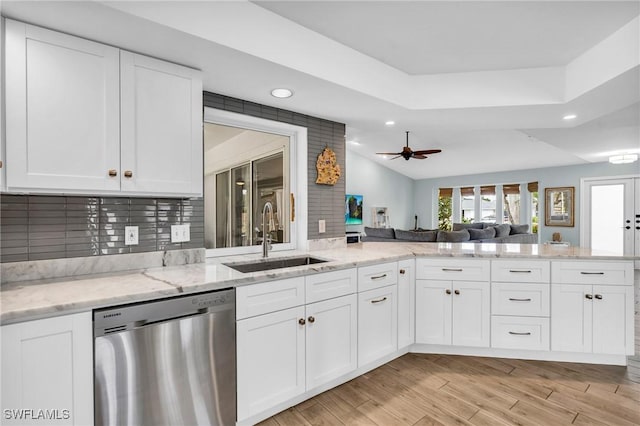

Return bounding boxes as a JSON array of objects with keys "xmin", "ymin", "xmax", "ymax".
[
  {"xmin": 203, "ymin": 92, "xmax": 346, "ymax": 240},
  {"xmin": 0, "ymin": 195, "xmax": 203, "ymax": 263}
]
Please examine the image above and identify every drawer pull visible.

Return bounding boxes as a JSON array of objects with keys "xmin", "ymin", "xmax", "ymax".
[
  {"xmin": 580, "ymin": 272, "xmax": 604, "ymax": 275},
  {"xmin": 371, "ymin": 274, "xmax": 387, "ymax": 280},
  {"xmin": 594, "ymin": 294, "xmax": 603, "ymax": 300},
  {"xmin": 124, "ymin": 170, "xmax": 133, "ymax": 178},
  {"xmin": 585, "ymin": 294, "xmax": 593, "ymax": 300},
  {"xmin": 298, "ymin": 318, "xmax": 306, "ymax": 325},
  {"xmin": 442, "ymin": 268, "xmax": 463, "ymax": 272},
  {"xmin": 508, "ymin": 298, "xmax": 532, "ymax": 302},
  {"xmin": 307, "ymin": 316, "xmax": 315, "ymax": 323},
  {"xmin": 108, "ymin": 169, "xmax": 117, "ymax": 177},
  {"xmin": 508, "ymin": 331, "xmax": 532, "ymax": 336},
  {"xmin": 371, "ymin": 297, "xmax": 387, "ymax": 304},
  {"xmin": 509, "ymin": 270, "xmax": 532, "ymax": 273},
  {"xmin": 445, "ymin": 289, "xmax": 452, "ymax": 295},
  {"xmin": 399, "ymin": 269, "xmax": 406, "ymax": 275},
  {"xmin": 454, "ymin": 289, "xmax": 460, "ymax": 295}
]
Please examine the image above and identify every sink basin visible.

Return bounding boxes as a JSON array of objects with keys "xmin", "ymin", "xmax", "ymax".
[{"xmin": 224, "ymin": 256, "xmax": 328, "ymax": 273}]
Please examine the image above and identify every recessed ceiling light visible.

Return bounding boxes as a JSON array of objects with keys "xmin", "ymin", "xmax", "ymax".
[
  {"xmin": 609, "ymin": 154, "xmax": 638, "ymax": 164},
  {"xmin": 563, "ymin": 114, "xmax": 577, "ymax": 120},
  {"xmin": 271, "ymin": 88, "xmax": 293, "ymax": 98},
  {"xmin": 385, "ymin": 121, "xmax": 395, "ymax": 126}
]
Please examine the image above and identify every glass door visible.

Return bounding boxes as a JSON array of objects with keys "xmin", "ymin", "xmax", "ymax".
[{"xmin": 583, "ymin": 178, "xmax": 635, "ymax": 256}]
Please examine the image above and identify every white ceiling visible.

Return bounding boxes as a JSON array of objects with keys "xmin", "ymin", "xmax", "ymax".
[{"xmin": 2, "ymin": 1, "xmax": 639, "ymax": 180}]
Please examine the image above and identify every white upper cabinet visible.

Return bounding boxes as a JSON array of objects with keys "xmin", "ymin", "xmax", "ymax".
[
  {"xmin": 4, "ymin": 19, "xmax": 203, "ymax": 197},
  {"xmin": 5, "ymin": 20, "xmax": 120, "ymax": 193},
  {"xmin": 120, "ymin": 52, "xmax": 202, "ymax": 196}
]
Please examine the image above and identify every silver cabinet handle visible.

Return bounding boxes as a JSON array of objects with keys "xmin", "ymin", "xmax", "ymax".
[
  {"xmin": 371, "ymin": 297, "xmax": 387, "ymax": 304},
  {"xmin": 442, "ymin": 268, "xmax": 463, "ymax": 272},
  {"xmin": 580, "ymin": 272, "xmax": 604, "ymax": 275},
  {"xmin": 509, "ymin": 270, "xmax": 532, "ymax": 273},
  {"xmin": 509, "ymin": 331, "xmax": 531, "ymax": 336},
  {"xmin": 371, "ymin": 273, "xmax": 387, "ymax": 280},
  {"xmin": 508, "ymin": 298, "xmax": 532, "ymax": 302}
]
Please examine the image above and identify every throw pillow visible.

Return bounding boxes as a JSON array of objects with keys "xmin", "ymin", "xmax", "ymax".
[
  {"xmin": 510, "ymin": 224, "xmax": 530, "ymax": 235},
  {"xmin": 468, "ymin": 227, "xmax": 496, "ymax": 240},
  {"xmin": 364, "ymin": 226, "xmax": 395, "ymax": 239},
  {"xmin": 491, "ymin": 223, "xmax": 511, "ymax": 238},
  {"xmin": 452, "ymin": 222, "xmax": 484, "ymax": 231},
  {"xmin": 436, "ymin": 229, "xmax": 471, "ymax": 242},
  {"xmin": 395, "ymin": 229, "xmax": 438, "ymax": 242},
  {"xmin": 481, "ymin": 222, "xmax": 497, "ymax": 229}
]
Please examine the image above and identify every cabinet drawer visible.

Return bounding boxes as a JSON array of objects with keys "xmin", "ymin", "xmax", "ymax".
[
  {"xmin": 491, "ymin": 260, "xmax": 550, "ymax": 283},
  {"xmin": 306, "ymin": 268, "xmax": 357, "ymax": 303},
  {"xmin": 552, "ymin": 261, "xmax": 633, "ymax": 285},
  {"xmin": 236, "ymin": 278, "xmax": 305, "ymax": 319},
  {"xmin": 491, "ymin": 283, "xmax": 550, "ymax": 317},
  {"xmin": 416, "ymin": 258, "xmax": 490, "ymax": 281},
  {"xmin": 358, "ymin": 262, "xmax": 398, "ymax": 291},
  {"xmin": 491, "ymin": 316, "xmax": 549, "ymax": 351}
]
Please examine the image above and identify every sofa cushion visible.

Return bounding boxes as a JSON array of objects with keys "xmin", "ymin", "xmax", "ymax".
[
  {"xmin": 491, "ymin": 223, "xmax": 511, "ymax": 238},
  {"xmin": 436, "ymin": 229, "xmax": 471, "ymax": 242},
  {"xmin": 510, "ymin": 224, "xmax": 530, "ymax": 235},
  {"xmin": 395, "ymin": 229, "xmax": 438, "ymax": 242},
  {"xmin": 481, "ymin": 222, "xmax": 497, "ymax": 229},
  {"xmin": 364, "ymin": 226, "xmax": 395, "ymax": 239},
  {"xmin": 452, "ymin": 222, "xmax": 484, "ymax": 231},
  {"xmin": 468, "ymin": 227, "xmax": 496, "ymax": 240}
]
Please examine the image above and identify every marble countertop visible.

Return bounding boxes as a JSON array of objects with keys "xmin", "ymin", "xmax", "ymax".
[{"xmin": 1, "ymin": 242, "xmax": 635, "ymax": 325}]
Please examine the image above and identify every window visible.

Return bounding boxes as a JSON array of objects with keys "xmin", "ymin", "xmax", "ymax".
[
  {"xmin": 480, "ymin": 186, "xmax": 496, "ymax": 222},
  {"xmin": 460, "ymin": 187, "xmax": 475, "ymax": 223},
  {"xmin": 503, "ymin": 184, "xmax": 521, "ymax": 225},
  {"xmin": 528, "ymin": 181, "xmax": 539, "ymax": 233},
  {"xmin": 438, "ymin": 188, "xmax": 453, "ymax": 230}
]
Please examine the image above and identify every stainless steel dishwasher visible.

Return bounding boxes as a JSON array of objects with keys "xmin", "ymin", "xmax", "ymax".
[{"xmin": 94, "ymin": 288, "xmax": 235, "ymax": 426}]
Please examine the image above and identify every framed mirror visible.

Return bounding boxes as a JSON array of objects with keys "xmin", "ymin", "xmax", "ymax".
[{"xmin": 545, "ymin": 186, "xmax": 575, "ymax": 227}]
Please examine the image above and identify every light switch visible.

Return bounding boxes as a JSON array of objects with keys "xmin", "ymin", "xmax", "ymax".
[
  {"xmin": 171, "ymin": 224, "xmax": 191, "ymax": 243},
  {"xmin": 318, "ymin": 219, "xmax": 326, "ymax": 234},
  {"xmin": 125, "ymin": 226, "xmax": 139, "ymax": 245}
]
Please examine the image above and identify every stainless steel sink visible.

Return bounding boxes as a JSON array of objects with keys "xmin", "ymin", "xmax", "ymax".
[{"xmin": 224, "ymin": 256, "xmax": 328, "ymax": 273}]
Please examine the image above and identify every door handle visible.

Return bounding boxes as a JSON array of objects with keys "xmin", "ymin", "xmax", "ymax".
[
  {"xmin": 585, "ymin": 294, "xmax": 593, "ymax": 300},
  {"xmin": 307, "ymin": 316, "xmax": 315, "ymax": 323},
  {"xmin": 594, "ymin": 294, "xmax": 603, "ymax": 300},
  {"xmin": 445, "ymin": 289, "xmax": 452, "ymax": 295},
  {"xmin": 454, "ymin": 289, "xmax": 460, "ymax": 295}
]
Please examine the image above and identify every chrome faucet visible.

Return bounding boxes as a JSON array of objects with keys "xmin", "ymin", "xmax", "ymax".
[{"xmin": 261, "ymin": 201, "xmax": 274, "ymax": 257}]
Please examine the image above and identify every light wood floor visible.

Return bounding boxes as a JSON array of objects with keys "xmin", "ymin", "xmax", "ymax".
[{"xmin": 258, "ymin": 352, "xmax": 640, "ymax": 426}]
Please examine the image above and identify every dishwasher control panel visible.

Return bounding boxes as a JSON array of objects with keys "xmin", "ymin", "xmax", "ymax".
[{"xmin": 191, "ymin": 292, "xmax": 232, "ymax": 308}]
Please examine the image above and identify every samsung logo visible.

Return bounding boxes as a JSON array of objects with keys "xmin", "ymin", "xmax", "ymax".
[{"xmin": 102, "ymin": 312, "xmax": 121, "ymax": 319}]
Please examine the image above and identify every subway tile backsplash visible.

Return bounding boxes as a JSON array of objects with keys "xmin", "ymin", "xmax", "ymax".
[{"xmin": 0, "ymin": 195, "xmax": 204, "ymax": 263}]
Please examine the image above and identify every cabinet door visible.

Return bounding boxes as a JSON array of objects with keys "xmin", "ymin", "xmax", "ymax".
[
  {"xmin": 358, "ymin": 285, "xmax": 398, "ymax": 366},
  {"xmin": 120, "ymin": 51, "xmax": 203, "ymax": 196},
  {"xmin": 452, "ymin": 281, "xmax": 490, "ymax": 347},
  {"xmin": 5, "ymin": 20, "xmax": 120, "ymax": 192},
  {"xmin": 237, "ymin": 306, "xmax": 305, "ymax": 421},
  {"xmin": 397, "ymin": 259, "xmax": 415, "ymax": 348},
  {"xmin": 306, "ymin": 294, "xmax": 357, "ymax": 389},
  {"xmin": 551, "ymin": 284, "xmax": 592, "ymax": 353},
  {"xmin": 592, "ymin": 285, "xmax": 634, "ymax": 355},
  {"xmin": 1, "ymin": 312, "xmax": 93, "ymax": 426},
  {"xmin": 415, "ymin": 280, "xmax": 451, "ymax": 345}
]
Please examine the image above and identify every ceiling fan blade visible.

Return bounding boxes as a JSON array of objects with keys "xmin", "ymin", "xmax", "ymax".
[
  {"xmin": 390, "ymin": 155, "xmax": 402, "ymax": 160},
  {"xmin": 376, "ymin": 152, "xmax": 402, "ymax": 155},
  {"xmin": 412, "ymin": 149, "xmax": 442, "ymax": 155},
  {"xmin": 412, "ymin": 154, "xmax": 427, "ymax": 159}
]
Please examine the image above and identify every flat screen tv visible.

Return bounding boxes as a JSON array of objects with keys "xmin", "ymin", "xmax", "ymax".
[{"xmin": 345, "ymin": 194, "xmax": 363, "ymax": 225}]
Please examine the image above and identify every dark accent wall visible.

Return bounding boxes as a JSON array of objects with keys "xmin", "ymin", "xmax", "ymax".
[
  {"xmin": 203, "ymin": 92, "xmax": 346, "ymax": 240},
  {"xmin": 0, "ymin": 195, "xmax": 203, "ymax": 263}
]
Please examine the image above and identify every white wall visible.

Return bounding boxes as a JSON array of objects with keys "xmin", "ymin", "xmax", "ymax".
[
  {"xmin": 346, "ymin": 151, "xmax": 416, "ymax": 231},
  {"xmin": 414, "ymin": 161, "xmax": 640, "ymax": 246}
]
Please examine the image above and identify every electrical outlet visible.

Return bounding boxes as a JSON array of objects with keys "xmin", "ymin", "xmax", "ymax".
[
  {"xmin": 318, "ymin": 219, "xmax": 326, "ymax": 234},
  {"xmin": 171, "ymin": 224, "xmax": 191, "ymax": 243},
  {"xmin": 125, "ymin": 226, "xmax": 139, "ymax": 245}
]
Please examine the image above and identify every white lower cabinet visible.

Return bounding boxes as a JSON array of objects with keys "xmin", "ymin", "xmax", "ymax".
[
  {"xmin": 397, "ymin": 259, "xmax": 415, "ymax": 348},
  {"xmin": 551, "ymin": 284, "xmax": 634, "ymax": 355},
  {"xmin": 358, "ymin": 285, "xmax": 398, "ymax": 366},
  {"xmin": 491, "ymin": 316, "xmax": 550, "ymax": 351},
  {"xmin": 416, "ymin": 279, "xmax": 490, "ymax": 347},
  {"xmin": 1, "ymin": 312, "xmax": 93, "ymax": 426},
  {"xmin": 236, "ymin": 290, "xmax": 357, "ymax": 422}
]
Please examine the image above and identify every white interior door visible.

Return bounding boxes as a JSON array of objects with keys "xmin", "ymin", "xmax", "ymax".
[{"xmin": 583, "ymin": 178, "xmax": 636, "ymax": 256}]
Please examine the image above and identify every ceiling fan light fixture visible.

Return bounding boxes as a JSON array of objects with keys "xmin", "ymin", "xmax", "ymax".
[
  {"xmin": 563, "ymin": 114, "xmax": 577, "ymax": 120},
  {"xmin": 609, "ymin": 154, "xmax": 638, "ymax": 164},
  {"xmin": 384, "ymin": 120, "xmax": 395, "ymax": 126}
]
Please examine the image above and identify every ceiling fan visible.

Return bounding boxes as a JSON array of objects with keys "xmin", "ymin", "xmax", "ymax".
[{"xmin": 377, "ymin": 131, "xmax": 442, "ymax": 161}]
